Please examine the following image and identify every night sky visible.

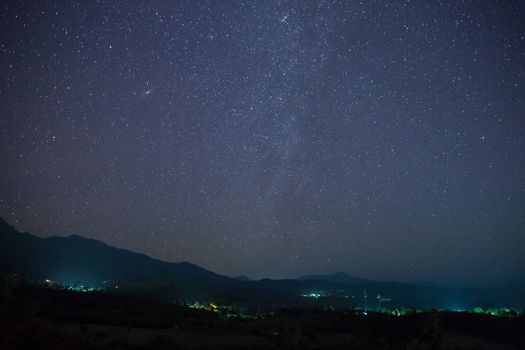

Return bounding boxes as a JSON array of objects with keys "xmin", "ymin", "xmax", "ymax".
[{"xmin": 1, "ymin": 1, "xmax": 524, "ymax": 286}]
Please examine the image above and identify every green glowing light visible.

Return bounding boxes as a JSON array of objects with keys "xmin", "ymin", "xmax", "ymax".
[
  {"xmin": 472, "ymin": 306, "xmax": 518, "ymax": 317},
  {"xmin": 301, "ymin": 291, "xmax": 324, "ymax": 299}
]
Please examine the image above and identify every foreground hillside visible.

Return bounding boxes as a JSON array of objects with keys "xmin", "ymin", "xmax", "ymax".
[{"xmin": 1, "ymin": 276, "xmax": 524, "ymax": 350}]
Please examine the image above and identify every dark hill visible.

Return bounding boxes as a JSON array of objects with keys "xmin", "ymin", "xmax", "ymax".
[
  {"xmin": 0, "ymin": 218, "xmax": 252, "ymax": 301},
  {"xmin": 232, "ymin": 275, "xmax": 252, "ymax": 281}
]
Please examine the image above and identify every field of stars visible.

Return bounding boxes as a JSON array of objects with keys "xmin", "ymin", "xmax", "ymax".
[{"xmin": 0, "ymin": 1, "xmax": 524, "ymax": 286}]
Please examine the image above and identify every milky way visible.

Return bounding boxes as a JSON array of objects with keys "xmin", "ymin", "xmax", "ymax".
[{"xmin": 1, "ymin": 1, "xmax": 524, "ymax": 285}]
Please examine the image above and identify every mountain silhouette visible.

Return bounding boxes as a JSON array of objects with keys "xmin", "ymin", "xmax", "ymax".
[
  {"xmin": 0, "ymin": 217, "xmax": 242, "ymax": 299},
  {"xmin": 1, "ymin": 217, "xmax": 523, "ymax": 309},
  {"xmin": 0, "ymin": 218, "xmax": 337, "ymax": 304}
]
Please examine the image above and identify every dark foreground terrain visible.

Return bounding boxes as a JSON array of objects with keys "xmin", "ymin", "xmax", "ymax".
[{"xmin": 1, "ymin": 275, "xmax": 524, "ymax": 350}]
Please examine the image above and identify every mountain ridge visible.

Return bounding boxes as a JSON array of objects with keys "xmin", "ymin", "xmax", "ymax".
[{"xmin": 1, "ymin": 217, "xmax": 523, "ymax": 310}]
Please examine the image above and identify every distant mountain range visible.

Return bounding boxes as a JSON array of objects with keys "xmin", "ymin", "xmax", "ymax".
[
  {"xmin": 298, "ymin": 272, "xmax": 371, "ymax": 285},
  {"xmin": 1, "ymin": 217, "xmax": 523, "ymax": 310}
]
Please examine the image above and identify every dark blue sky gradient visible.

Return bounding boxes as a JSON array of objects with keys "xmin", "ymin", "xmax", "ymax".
[{"xmin": 1, "ymin": 1, "xmax": 524, "ymax": 285}]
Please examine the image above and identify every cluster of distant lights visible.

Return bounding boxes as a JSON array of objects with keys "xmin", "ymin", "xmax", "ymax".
[
  {"xmin": 300, "ymin": 291, "xmax": 350, "ymax": 299},
  {"xmin": 301, "ymin": 292, "xmax": 323, "ymax": 299},
  {"xmin": 187, "ymin": 301, "xmax": 257, "ymax": 319},
  {"xmin": 43, "ymin": 278, "xmax": 117, "ymax": 292},
  {"xmin": 300, "ymin": 290, "xmax": 522, "ymax": 317},
  {"xmin": 472, "ymin": 306, "xmax": 520, "ymax": 317},
  {"xmin": 39, "ymin": 281, "xmax": 521, "ymax": 318}
]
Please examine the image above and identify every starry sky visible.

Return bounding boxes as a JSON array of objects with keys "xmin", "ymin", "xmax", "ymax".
[{"xmin": 1, "ymin": 1, "xmax": 524, "ymax": 286}]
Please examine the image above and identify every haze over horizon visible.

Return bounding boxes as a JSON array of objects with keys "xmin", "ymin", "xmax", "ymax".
[
  {"xmin": 1, "ymin": 1, "xmax": 524, "ymax": 287},
  {"xmin": 0, "ymin": 215, "xmax": 522, "ymax": 289}
]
